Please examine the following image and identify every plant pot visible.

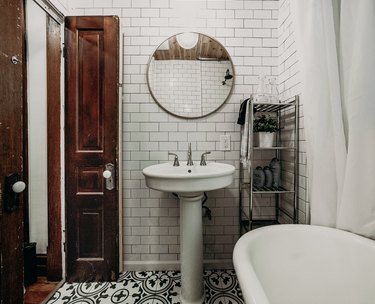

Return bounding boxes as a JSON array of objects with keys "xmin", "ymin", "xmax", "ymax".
[{"xmin": 257, "ymin": 132, "xmax": 274, "ymax": 148}]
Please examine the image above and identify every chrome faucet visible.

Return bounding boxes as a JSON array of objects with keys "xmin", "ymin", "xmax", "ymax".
[
  {"xmin": 168, "ymin": 152, "xmax": 180, "ymax": 166},
  {"xmin": 200, "ymin": 151, "xmax": 211, "ymax": 166},
  {"xmin": 187, "ymin": 143, "xmax": 194, "ymax": 166}
]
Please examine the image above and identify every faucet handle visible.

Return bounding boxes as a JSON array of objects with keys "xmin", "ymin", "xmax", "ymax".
[
  {"xmin": 168, "ymin": 152, "xmax": 180, "ymax": 166},
  {"xmin": 200, "ymin": 151, "xmax": 211, "ymax": 166}
]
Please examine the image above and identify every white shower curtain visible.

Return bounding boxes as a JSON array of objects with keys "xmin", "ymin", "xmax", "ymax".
[
  {"xmin": 336, "ymin": 1, "xmax": 375, "ymax": 238},
  {"xmin": 291, "ymin": 0, "xmax": 375, "ymax": 238}
]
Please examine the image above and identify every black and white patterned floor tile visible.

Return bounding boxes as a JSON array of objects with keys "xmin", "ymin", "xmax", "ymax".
[
  {"xmin": 204, "ymin": 270, "xmax": 244, "ymax": 304},
  {"xmin": 47, "ymin": 269, "xmax": 244, "ymax": 304}
]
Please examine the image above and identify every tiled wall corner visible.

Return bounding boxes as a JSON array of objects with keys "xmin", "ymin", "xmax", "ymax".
[{"xmin": 278, "ymin": 0, "xmax": 309, "ymax": 225}]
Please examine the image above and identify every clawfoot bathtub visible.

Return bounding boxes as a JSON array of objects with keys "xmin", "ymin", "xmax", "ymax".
[{"xmin": 233, "ymin": 224, "xmax": 375, "ymax": 304}]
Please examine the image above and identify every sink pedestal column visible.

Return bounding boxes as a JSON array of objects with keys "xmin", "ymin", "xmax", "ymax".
[{"xmin": 179, "ymin": 193, "xmax": 205, "ymax": 304}]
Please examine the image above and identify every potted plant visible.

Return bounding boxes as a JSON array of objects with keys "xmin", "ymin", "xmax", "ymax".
[{"xmin": 253, "ymin": 114, "xmax": 278, "ymax": 147}]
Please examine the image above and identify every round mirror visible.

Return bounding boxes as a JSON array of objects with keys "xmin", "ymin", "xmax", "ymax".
[{"xmin": 147, "ymin": 32, "xmax": 235, "ymax": 119}]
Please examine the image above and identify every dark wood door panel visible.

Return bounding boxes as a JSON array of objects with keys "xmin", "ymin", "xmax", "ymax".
[
  {"xmin": 77, "ymin": 167, "xmax": 104, "ymax": 194},
  {"xmin": 78, "ymin": 208, "xmax": 104, "ymax": 258},
  {"xmin": 78, "ymin": 30, "xmax": 104, "ymax": 152},
  {"xmin": 0, "ymin": 0, "xmax": 25, "ymax": 302},
  {"xmin": 65, "ymin": 16, "xmax": 119, "ymax": 282}
]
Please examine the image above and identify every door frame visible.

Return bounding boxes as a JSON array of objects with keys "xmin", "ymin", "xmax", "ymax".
[
  {"xmin": 46, "ymin": 13, "xmax": 63, "ymax": 281},
  {"xmin": 25, "ymin": 0, "xmax": 64, "ymax": 281},
  {"xmin": 25, "ymin": 3, "xmax": 124, "ymax": 282},
  {"xmin": 26, "ymin": 3, "xmax": 124, "ymax": 281}
]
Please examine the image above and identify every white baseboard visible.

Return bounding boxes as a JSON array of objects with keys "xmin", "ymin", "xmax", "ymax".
[{"xmin": 123, "ymin": 259, "xmax": 233, "ymax": 272}]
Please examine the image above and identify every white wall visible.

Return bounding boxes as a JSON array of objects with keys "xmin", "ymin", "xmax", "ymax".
[
  {"xmin": 49, "ymin": 0, "xmax": 69, "ymax": 14},
  {"xmin": 69, "ymin": 0, "xmax": 280, "ymax": 269},
  {"xmin": 26, "ymin": 0, "xmax": 49, "ymax": 254}
]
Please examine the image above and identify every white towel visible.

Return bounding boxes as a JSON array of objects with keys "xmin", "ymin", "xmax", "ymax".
[{"xmin": 240, "ymin": 98, "xmax": 251, "ymax": 168}]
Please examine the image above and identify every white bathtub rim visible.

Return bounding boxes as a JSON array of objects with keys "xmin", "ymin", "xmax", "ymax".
[
  {"xmin": 233, "ymin": 224, "xmax": 375, "ymax": 304},
  {"xmin": 233, "ymin": 228, "xmax": 271, "ymax": 304},
  {"xmin": 237, "ymin": 224, "xmax": 375, "ymax": 248},
  {"xmin": 233, "ymin": 254, "xmax": 269, "ymax": 304}
]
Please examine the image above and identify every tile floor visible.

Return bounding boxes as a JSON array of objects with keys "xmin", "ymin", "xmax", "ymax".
[{"xmin": 46, "ymin": 269, "xmax": 244, "ymax": 304}]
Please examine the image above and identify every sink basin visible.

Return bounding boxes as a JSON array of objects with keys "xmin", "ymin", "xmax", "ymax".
[{"xmin": 142, "ymin": 162, "xmax": 235, "ymax": 193}]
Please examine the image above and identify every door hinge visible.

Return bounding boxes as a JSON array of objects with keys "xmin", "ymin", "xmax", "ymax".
[
  {"xmin": 0, "ymin": 182, "xmax": 2, "ymax": 217},
  {"xmin": 62, "ymin": 44, "xmax": 67, "ymax": 58},
  {"xmin": 63, "ymin": 242, "xmax": 66, "ymax": 252}
]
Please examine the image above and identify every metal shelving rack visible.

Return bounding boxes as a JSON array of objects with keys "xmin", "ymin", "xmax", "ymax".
[{"xmin": 239, "ymin": 96, "xmax": 299, "ymax": 233}]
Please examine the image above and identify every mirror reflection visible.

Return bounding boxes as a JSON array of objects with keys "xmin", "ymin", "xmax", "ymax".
[{"xmin": 147, "ymin": 32, "xmax": 234, "ymax": 119}]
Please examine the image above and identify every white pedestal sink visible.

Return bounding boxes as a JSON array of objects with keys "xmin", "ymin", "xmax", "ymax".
[{"xmin": 143, "ymin": 162, "xmax": 235, "ymax": 304}]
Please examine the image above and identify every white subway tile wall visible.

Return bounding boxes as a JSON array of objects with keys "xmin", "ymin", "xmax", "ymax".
[
  {"xmin": 149, "ymin": 59, "xmax": 233, "ymax": 117},
  {"xmin": 278, "ymin": 0, "xmax": 308, "ymax": 224},
  {"xmin": 69, "ymin": 0, "xmax": 283, "ymax": 268}
]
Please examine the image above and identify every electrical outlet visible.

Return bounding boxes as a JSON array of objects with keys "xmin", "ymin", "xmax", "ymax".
[{"xmin": 220, "ymin": 135, "xmax": 231, "ymax": 151}]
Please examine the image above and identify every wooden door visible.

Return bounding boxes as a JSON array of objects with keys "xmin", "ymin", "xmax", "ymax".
[
  {"xmin": 65, "ymin": 16, "xmax": 119, "ymax": 282},
  {"xmin": 0, "ymin": 0, "xmax": 26, "ymax": 302}
]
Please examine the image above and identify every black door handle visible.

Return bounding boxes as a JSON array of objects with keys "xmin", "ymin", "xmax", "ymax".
[{"xmin": 4, "ymin": 173, "xmax": 26, "ymax": 213}]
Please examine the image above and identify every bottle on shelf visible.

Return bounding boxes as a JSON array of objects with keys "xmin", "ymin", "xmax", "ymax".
[
  {"xmin": 268, "ymin": 77, "xmax": 279, "ymax": 103},
  {"xmin": 269, "ymin": 158, "xmax": 281, "ymax": 187},
  {"xmin": 253, "ymin": 166, "xmax": 265, "ymax": 187},
  {"xmin": 253, "ymin": 74, "xmax": 269, "ymax": 103},
  {"xmin": 264, "ymin": 166, "xmax": 273, "ymax": 187}
]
